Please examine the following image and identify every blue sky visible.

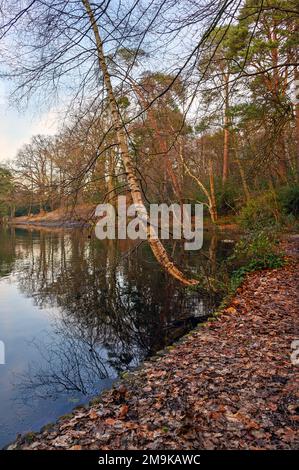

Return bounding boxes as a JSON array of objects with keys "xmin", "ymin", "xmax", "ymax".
[{"xmin": 0, "ymin": 80, "xmax": 58, "ymax": 164}]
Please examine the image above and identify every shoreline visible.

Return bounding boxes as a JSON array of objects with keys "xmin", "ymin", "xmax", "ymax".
[
  {"xmin": 8, "ymin": 204, "xmax": 96, "ymax": 230},
  {"xmin": 8, "ymin": 218, "xmax": 240, "ymax": 236},
  {"xmin": 7, "ymin": 204, "xmax": 241, "ymax": 233},
  {"xmin": 11, "ymin": 220, "xmax": 90, "ymax": 229},
  {"xmin": 6, "ymin": 237, "xmax": 299, "ymax": 450}
]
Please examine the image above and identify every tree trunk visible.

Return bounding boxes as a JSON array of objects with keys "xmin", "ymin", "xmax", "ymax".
[
  {"xmin": 59, "ymin": 170, "xmax": 65, "ymax": 208},
  {"xmin": 82, "ymin": 0, "xmax": 197, "ymax": 286},
  {"xmin": 106, "ymin": 148, "xmax": 116, "ymax": 208},
  {"xmin": 232, "ymin": 132, "xmax": 250, "ymax": 203},
  {"xmin": 130, "ymin": 79, "xmax": 183, "ymax": 203},
  {"xmin": 269, "ymin": 26, "xmax": 288, "ymax": 181},
  {"xmin": 295, "ymin": 67, "xmax": 299, "ymax": 180},
  {"xmin": 180, "ymin": 154, "xmax": 216, "ymax": 224},
  {"xmin": 277, "ymin": 130, "xmax": 288, "ymax": 183},
  {"xmin": 236, "ymin": 158, "xmax": 250, "ymax": 203},
  {"xmin": 208, "ymin": 159, "xmax": 217, "ymax": 223},
  {"xmin": 222, "ymin": 72, "xmax": 230, "ymax": 185}
]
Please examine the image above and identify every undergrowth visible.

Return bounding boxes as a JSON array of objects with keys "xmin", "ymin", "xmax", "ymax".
[
  {"xmin": 216, "ymin": 229, "xmax": 286, "ymax": 311},
  {"xmin": 189, "ymin": 229, "xmax": 286, "ymax": 317}
]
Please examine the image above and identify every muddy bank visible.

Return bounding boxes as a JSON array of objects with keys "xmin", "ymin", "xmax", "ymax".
[
  {"xmin": 10, "ymin": 204, "xmax": 95, "ymax": 229},
  {"xmin": 7, "ymin": 240, "xmax": 299, "ymax": 450},
  {"xmin": 11, "ymin": 205, "xmax": 241, "ymax": 233},
  {"xmin": 12, "ymin": 220, "xmax": 89, "ymax": 229}
]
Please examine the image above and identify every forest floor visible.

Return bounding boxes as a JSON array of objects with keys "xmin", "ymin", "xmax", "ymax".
[{"xmin": 7, "ymin": 236, "xmax": 299, "ymax": 450}]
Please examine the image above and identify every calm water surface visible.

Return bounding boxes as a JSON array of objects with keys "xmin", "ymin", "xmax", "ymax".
[{"xmin": 0, "ymin": 226, "xmax": 237, "ymax": 447}]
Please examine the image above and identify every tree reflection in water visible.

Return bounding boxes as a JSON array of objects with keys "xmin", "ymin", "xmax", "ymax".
[
  {"xmin": 5, "ymin": 227, "xmax": 235, "ymax": 402},
  {"xmin": 0, "ymin": 226, "xmax": 16, "ymax": 278}
]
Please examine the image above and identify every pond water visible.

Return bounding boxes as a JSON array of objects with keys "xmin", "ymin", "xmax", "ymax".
[{"xmin": 0, "ymin": 226, "xmax": 238, "ymax": 448}]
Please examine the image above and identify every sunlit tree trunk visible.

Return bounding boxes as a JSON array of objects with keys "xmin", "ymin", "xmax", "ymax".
[
  {"xmin": 59, "ymin": 169, "xmax": 65, "ymax": 208},
  {"xmin": 233, "ymin": 136, "xmax": 250, "ymax": 203},
  {"xmin": 209, "ymin": 234, "xmax": 217, "ymax": 278},
  {"xmin": 277, "ymin": 130, "xmax": 288, "ymax": 183},
  {"xmin": 130, "ymin": 80, "xmax": 183, "ymax": 203},
  {"xmin": 222, "ymin": 72, "xmax": 229, "ymax": 185},
  {"xmin": 82, "ymin": 0, "xmax": 197, "ymax": 286},
  {"xmin": 295, "ymin": 67, "xmax": 299, "ymax": 180},
  {"xmin": 181, "ymin": 155, "xmax": 217, "ymax": 224},
  {"xmin": 208, "ymin": 159, "xmax": 217, "ymax": 223},
  {"xmin": 106, "ymin": 148, "xmax": 117, "ymax": 209},
  {"xmin": 236, "ymin": 158, "xmax": 250, "ymax": 204},
  {"xmin": 268, "ymin": 25, "xmax": 287, "ymax": 181},
  {"xmin": 10, "ymin": 203, "xmax": 15, "ymax": 218}
]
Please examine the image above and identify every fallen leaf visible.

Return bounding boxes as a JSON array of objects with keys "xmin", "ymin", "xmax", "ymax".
[
  {"xmin": 89, "ymin": 410, "xmax": 99, "ymax": 420},
  {"xmin": 225, "ymin": 307, "xmax": 237, "ymax": 314},
  {"xmin": 105, "ymin": 418, "xmax": 117, "ymax": 426},
  {"xmin": 119, "ymin": 405, "xmax": 129, "ymax": 419}
]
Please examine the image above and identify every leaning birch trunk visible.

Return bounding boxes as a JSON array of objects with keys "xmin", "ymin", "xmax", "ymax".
[{"xmin": 82, "ymin": 0, "xmax": 197, "ymax": 286}]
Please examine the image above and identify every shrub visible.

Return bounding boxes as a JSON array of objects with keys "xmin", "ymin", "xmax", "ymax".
[
  {"xmin": 237, "ymin": 191, "xmax": 281, "ymax": 229},
  {"xmin": 278, "ymin": 185, "xmax": 299, "ymax": 218},
  {"xmin": 228, "ymin": 230, "xmax": 285, "ymax": 291},
  {"xmin": 233, "ymin": 229, "xmax": 276, "ymax": 258},
  {"xmin": 230, "ymin": 254, "xmax": 285, "ymax": 291},
  {"xmin": 15, "ymin": 205, "xmax": 40, "ymax": 217},
  {"xmin": 216, "ymin": 183, "xmax": 240, "ymax": 215}
]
